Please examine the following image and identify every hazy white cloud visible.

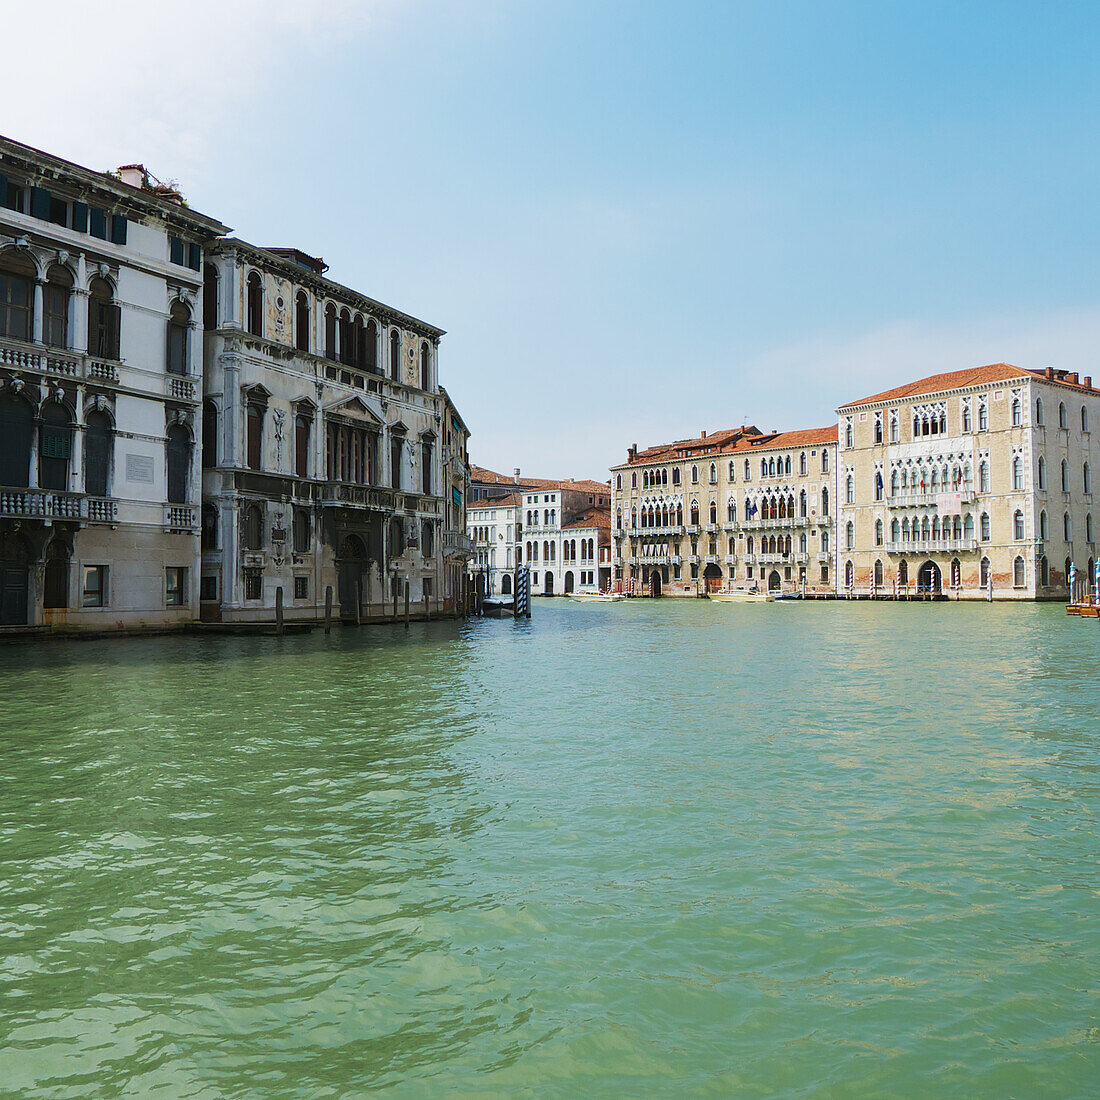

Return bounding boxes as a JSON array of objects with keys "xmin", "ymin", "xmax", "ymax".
[{"xmin": 3, "ymin": 0, "xmax": 392, "ymax": 186}]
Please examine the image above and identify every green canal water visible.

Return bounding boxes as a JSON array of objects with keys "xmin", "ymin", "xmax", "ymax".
[{"xmin": 0, "ymin": 601, "xmax": 1097, "ymax": 1097}]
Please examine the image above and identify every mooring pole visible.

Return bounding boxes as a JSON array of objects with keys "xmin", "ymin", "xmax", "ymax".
[
  {"xmin": 275, "ymin": 585, "xmax": 284, "ymax": 636},
  {"xmin": 356, "ymin": 576, "xmax": 362, "ymax": 626},
  {"xmin": 423, "ymin": 589, "xmax": 429, "ymax": 621},
  {"xmin": 404, "ymin": 578, "xmax": 411, "ymax": 629},
  {"xmin": 324, "ymin": 585, "xmax": 332, "ymax": 635}
]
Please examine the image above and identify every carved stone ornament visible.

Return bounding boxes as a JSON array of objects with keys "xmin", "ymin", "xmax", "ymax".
[{"xmin": 273, "ymin": 409, "xmax": 286, "ymax": 467}]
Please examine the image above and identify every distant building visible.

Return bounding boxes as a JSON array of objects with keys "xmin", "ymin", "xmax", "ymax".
[
  {"xmin": 0, "ymin": 135, "xmax": 227, "ymax": 631},
  {"xmin": 468, "ymin": 493, "xmax": 520, "ymax": 595},
  {"xmin": 440, "ymin": 387, "xmax": 473, "ymax": 608},
  {"xmin": 837, "ymin": 363, "xmax": 1100, "ymax": 599},
  {"xmin": 611, "ymin": 425, "xmax": 839, "ymax": 596}
]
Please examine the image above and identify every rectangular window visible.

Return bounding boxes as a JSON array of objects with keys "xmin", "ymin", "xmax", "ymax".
[
  {"xmin": 48, "ymin": 195, "xmax": 68, "ymax": 227},
  {"xmin": 200, "ymin": 575, "xmax": 218, "ymax": 601},
  {"xmin": 166, "ymin": 566, "xmax": 187, "ymax": 606},
  {"xmin": 82, "ymin": 565, "xmax": 107, "ymax": 607},
  {"xmin": 110, "ymin": 214, "xmax": 128, "ymax": 246},
  {"xmin": 90, "ymin": 207, "xmax": 108, "ymax": 239},
  {"xmin": 244, "ymin": 568, "xmax": 263, "ymax": 601},
  {"xmin": 170, "ymin": 236, "xmax": 187, "ymax": 266},
  {"xmin": 293, "ymin": 575, "xmax": 309, "ymax": 600}
]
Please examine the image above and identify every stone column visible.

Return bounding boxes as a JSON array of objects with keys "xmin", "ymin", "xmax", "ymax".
[
  {"xmin": 221, "ymin": 353, "xmax": 241, "ymax": 467},
  {"xmin": 72, "ymin": 386, "xmax": 84, "ymax": 489},
  {"xmin": 74, "ymin": 254, "xmax": 88, "ymax": 354},
  {"xmin": 32, "ymin": 280, "xmax": 44, "ymax": 344}
]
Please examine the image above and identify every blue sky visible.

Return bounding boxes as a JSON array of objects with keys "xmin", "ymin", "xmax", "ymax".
[{"xmin": 9, "ymin": 1, "xmax": 1100, "ymax": 478}]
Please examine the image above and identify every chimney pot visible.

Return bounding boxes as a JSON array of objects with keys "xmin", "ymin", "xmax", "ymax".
[
  {"xmin": 1084, "ymin": 375, "xmax": 1092, "ymax": 389},
  {"xmin": 1045, "ymin": 366, "xmax": 1055, "ymax": 379},
  {"xmin": 1069, "ymin": 372, "xmax": 1079, "ymax": 385},
  {"xmin": 700, "ymin": 429, "xmax": 707, "ymax": 440},
  {"xmin": 117, "ymin": 163, "xmax": 146, "ymax": 189},
  {"xmin": 513, "ymin": 467, "xmax": 520, "ymax": 482}
]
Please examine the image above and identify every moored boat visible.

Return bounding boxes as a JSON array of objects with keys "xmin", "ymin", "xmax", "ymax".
[
  {"xmin": 570, "ymin": 593, "xmax": 625, "ymax": 603},
  {"xmin": 709, "ymin": 591, "xmax": 775, "ymax": 603}
]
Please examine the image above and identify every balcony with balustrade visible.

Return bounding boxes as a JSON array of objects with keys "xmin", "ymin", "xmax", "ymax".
[
  {"xmin": 0, "ymin": 487, "xmax": 85, "ymax": 523},
  {"xmin": 888, "ymin": 490, "xmax": 976, "ymax": 509},
  {"xmin": 884, "ymin": 538, "xmax": 979, "ymax": 554}
]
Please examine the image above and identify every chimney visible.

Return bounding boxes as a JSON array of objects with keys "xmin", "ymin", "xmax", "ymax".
[
  {"xmin": 1045, "ymin": 366, "xmax": 1055, "ymax": 380},
  {"xmin": 1084, "ymin": 376, "xmax": 1092, "ymax": 389},
  {"xmin": 700, "ymin": 429, "xmax": 707, "ymax": 440},
  {"xmin": 1069, "ymin": 372, "xmax": 1079, "ymax": 385},
  {"xmin": 628, "ymin": 444, "xmax": 637, "ymax": 461},
  {"xmin": 513, "ymin": 467, "xmax": 520, "ymax": 483},
  {"xmin": 117, "ymin": 163, "xmax": 146, "ymax": 189}
]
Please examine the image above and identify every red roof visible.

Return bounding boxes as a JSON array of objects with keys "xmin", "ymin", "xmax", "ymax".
[
  {"xmin": 468, "ymin": 493, "xmax": 520, "ymax": 510},
  {"xmin": 838, "ymin": 363, "xmax": 1034, "ymax": 409},
  {"xmin": 470, "ymin": 466, "xmax": 609, "ymax": 495},
  {"xmin": 562, "ymin": 507, "xmax": 611, "ymax": 531}
]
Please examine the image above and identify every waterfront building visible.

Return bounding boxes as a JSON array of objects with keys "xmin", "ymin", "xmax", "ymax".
[
  {"xmin": 837, "ymin": 363, "xmax": 1100, "ymax": 599},
  {"xmin": 468, "ymin": 477, "xmax": 611, "ymax": 595},
  {"xmin": 0, "ymin": 136, "xmax": 227, "ymax": 631},
  {"xmin": 610, "ymin": 425, "xmax": 838, "ymax": 595},
  {"xmin": 200, "ymin": 239, "xmax": 459, "ymax": 623},
  {"xmin": 440, "ymin": 387, "xmax": 473, "ymax": 608}
]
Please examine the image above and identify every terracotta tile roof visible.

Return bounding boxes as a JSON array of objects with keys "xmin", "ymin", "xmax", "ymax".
[
  {"xmin": 728, "ymin": 425, "xmax": 839, "ymax": 451},
  {"xmin": 619, "ymin": 425, "xmax": 762, "ymax": 466},
  {"xmin": 468, "ymin": 493, "xmax": 520, "ymax": 510},
  {"xmin": 562, "ymin": 507, "xmax": 612, "ymax": 531},
  {"xmin": 469, "ymin": 466, "xmax": 609, "ymax": 495},
  {"xmin": 838, "ymin": 363, "xmax": 1033, "ymax": 409}
]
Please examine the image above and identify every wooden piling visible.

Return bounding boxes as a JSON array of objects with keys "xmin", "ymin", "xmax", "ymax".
[
  {"xmin": 324, "ymin": 585, "xmax": 332, "ymax": 634},
  {"xmin": 275, "ymin": 585, "xmax": 284, "ymax": 636},
  {"xmin": 404, "ymin": 579, "xmax": 410, "ymax": 629}
]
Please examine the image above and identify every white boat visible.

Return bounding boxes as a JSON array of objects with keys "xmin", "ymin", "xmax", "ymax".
[
  {"xmin": 570, "ymin": 593, "xmax": 625, "ymax": 603},
  {"xmin": 709, "ymin": 591, "xmax": 775, "ymax": 603}
]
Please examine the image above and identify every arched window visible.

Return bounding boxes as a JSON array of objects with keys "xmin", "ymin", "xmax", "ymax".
[
  {"xmin": 1014, "ymin": 556, "xmax": 1025, "ymax": 587},
  {"xmin": 1035, "ymin": 397, "xmax": 1044, "ymax": 426},
  {"xmin": 0, "ymin": 252, "xmax": 34, "ymax": 341},
  {"xmin": 873, "ymin": 418, "xmax": 882, "ymax": 444},
  {"xmin": 338, "ymin": 308, "xmax": 352, "ymax": 364},
  {"xmin": 365, "ymin": 319, "xmax": 379, "ymax": 372},
  {"xmin": 1087, "ymin": 513, "xmax": 1094, "ymax": 542},
  {"xmin": 390, "ymin": 430, "xmax": 404, "ymax": 490},
  {"xmin": 422, "ymin": 521, "xmax": 434, "ymax": 557},
  {"xmin": 293, "ymin": 507, "xmax": 311, "ymax": 553},
  {"xmin": 980, "ymin": 557, "xmax": 991, "ymax": 587},
  {"xmin": 962, "ymin": 403, "xmax": 972, "ymax": 431},
  {"xmin": 709, "ymin": 462, "xmax": 716, "ymax": 484},
  {"xmin": 845, "ymin": 473, "xmax": 854, "ymax": 504},
  {"xmin": 874, "ymin": 559, "xmax": 883, "ymax": 586},
  {"xmin": 351, "ymin": 314, "xmax": 365, "ymax": 368},
  {"xmin": 166, "ymin": 424, "xmax": 191, "ymax": 504},
  {"xmin": 1039, "ymin": 510, "xmax": 1048, "ymax": 541},
  {"xmin": 390, "ymin": 328, "xmax": 401, "ymax": 381},
  {"xmin": 1064, "ymin": 512, "xmax": 1072, "ymax": 541},
  {"xmin": 1011, "ymin": 397, "xmax": 1021, "ymax": 426},
  {"xmin": 1037, "ymin": 456, "xmax": 1046, "ymax": 490},
  {"xmin": 166, "ymin": 300, "xmax": 190, "ymax": 376},
  {"xmin": 324, "ymin": 304, "xmax": 337, "ymax": 360},
  {"xmin": 1059, "ymin": 402, "xmax": 1068, "ymax": 429},
  {"xmin": 203, "ymin": 265, "xmax": 219, "ymax": 329},
  {"xmin": 295, "ymin": 412, "xmax": 311, "ymax": 478},
  {"xmin": 874, "ymin": 518, "xmax": 883, "ymax": 546},
  {"xmin": 243, "ymin": 503, "xmax": 263, "ymax": 550},
  {"xmin": 709, "ymin": 501, "xmax": 717, "ymax": 524},
  {"xmin": 202, "ymin": 400, "xmax": 217, "ymax": 469},
  {"xmin": 979, "ymin": 460, "xmax": 990, "ymax": 493},
  {"xmin": 88, "ymin": 276, "xmax": 120, "ymax": 359},
  {"xmin": 1082, "ymin": 405, "xmax": 1090, "ymax": 433},
  {"xmin": 978, "ymin": 402, "xmax": 988, "ymax": 431},
  {"xmin": 42, "ymin": 537, "xmax": 70, "ymax": 610},
  {"xmin": 615, "ymin": 474, "xmax": 622, "ymax": 490},
  {"xmin": 246, "ymin": 271, "xmax": 263, "ymax": 337},
  {"xmin": 295, "ymin": 292, "xmax": 310, "ymax": 352},
  {"xmin": 0, "ymin": 391, "xmax": 33, "ymax": 487},
  {"xmin": 821, "ymin": 486, "xmax": 829, "ymax": 515},
  {"xmin": 1039, "ymin": 555, "xmax": 1049, "ymax": 587},
  {"xmin": 889, "ymin": 415, "xmax": 899, "ymax": 443},
  {"xmin": 690, "ymin": 500, "xmax": 699, "ymax": 526},
  {"xmin": 964, "ymin": 513, "xmax": 975, "ymax": 540},
  {"xmin": 44, "ymin": 265, "xmax": 73, "ymax": 348},
  {"xmin": 691, "ymin": 465, "xmax": 698, "ymax": 484},
  {"xmin": 846, "ymin": 521, "xmax": 854, "ymax": 550},
  {"xmin": 744, "ymin": 459, "xmax": 751, "ymax": 479},
  {"xmin": 414, "ymin": 341, "xmax": 428, "ymax": 389},
  {"xmin": 38, "ymin": 401, "xmax": 73, "ymax": 491},
  {"xmin": 1061, "ymin": 459, "xmax": 1069, "ymax": 492},
  {"xmin": 85, "ymin": 410, "xmax": 113, "ymax": 497},
  {"xmin": 1085, "ymin": 462, "xmax": 1092, "ymax": 494},
  {"xmin": 799, "ymin": 452, "xmax": 806, "ymax": 475},
  {"xmin": 1012, "ymin": 455, "xmax": 1023, "ymax": 490},
  {"xmin": 845, "ymin": 560, "xmax": 854, "ymax": 588},
  {"xmin": 845, "ymin": 421, "xmax": 853, "ymax": 448},
  {"xmin": 874, "ymin": 470, "xmax": 883, "ymax": 500},
  {"xmin": 673, "ymin": 468, "xmax": 681, "ymax": 485},
  {"xmin": 821, "ymin": 530, "xmax": 829, "ymax": 553},
  {"xmin": 980, "ymin": 512, "xmax": 990, "ymax": 541},
  {"xmin": 1014, "ymin": 509, "xmax": 1024, "ymax": 539},
  {"xmin": 891, "ymin": 518, "xmax": 900, "ymax": 541},
  {"xmin": 822, "ymin": 450, "xmax": 830, "ymax": 473},
  {"xmin": 729, "ymin": 461, "xmax": 736, "ymax": 480},
  {"xmin": 201, "ymin": 503, "xmax": 218, "ymax": 551}
]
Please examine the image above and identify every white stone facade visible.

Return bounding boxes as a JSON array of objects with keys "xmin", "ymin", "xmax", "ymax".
[{"xmin": 0, "ymin": 136, "xmax": 226, "ymax": 631}]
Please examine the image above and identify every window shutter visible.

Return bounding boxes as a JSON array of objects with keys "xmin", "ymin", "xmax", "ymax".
[
  {"xmin": 110, "ymin": 214, "xmax": 128, "ymax": 245},
  {"xmin": 32, "ymin": 187, "xmax": 51, "ymax": 220},
  {"xmin": 188, "ymin": 243, "xmax": 202, "ymax": 271},
  {"xmin": 90, "ymin": 208, "xmax": 108, "ymax": 239},
  {"xmin": 0, "ymin": 174, "xmax": 6, "ymax": 207},
  {"xmin": 39, "ymin": 427, "xmax": 72, "ymax": 460},
  {"xmin": 71, "ymin": 201, "xmax": 89, "ymax": 233},
  {"xmin": 169, "ymin": 236, "xmax": 185, "ymax": 265}
]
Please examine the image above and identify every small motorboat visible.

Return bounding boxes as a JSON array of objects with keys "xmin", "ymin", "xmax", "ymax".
[
  {"xmin": 481, "ymin": 596, "xmax": 515, "ymax": 618},
  {"xmin": 570, "ymin": 593, "xmax": 625, "ymax": 603},
  {"xmin": 709, "ymin": 591, "xmax": 775, "ymax": 603}
]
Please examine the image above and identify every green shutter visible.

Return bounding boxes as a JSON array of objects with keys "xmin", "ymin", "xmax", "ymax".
[
  {"xmin": 90, "ymin": 208, "xmax": 107, "ymax": 239},
  {"xmin": 453, "ymin": 486, "xmax": 463, "ymax": 508},
  {"xmin": 31, "ymin": 187, "xmax": 51, "ymax": 220},
  {"xmin": 170, "ymin": 236, "xmax": 185, "ymax": 265},
  {"xmin": 188, "ymin": 243, "xmax": 202, "ymax": 271},
  {"xmin": 110, "ymin": 214, "xmax": 128, "ymax": 245},
  {"xmin": 39, "ymin": 427, "xmax": 72, "ymax": 460},
  {"xmin": 71, "ymin": 201, "xmax": 88, "ymax": 233}
]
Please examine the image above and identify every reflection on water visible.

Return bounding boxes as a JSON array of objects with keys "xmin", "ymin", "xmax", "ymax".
[{"xmin": 0, "ymin": 602, "xmax": 1097, "ymax": 1096}]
